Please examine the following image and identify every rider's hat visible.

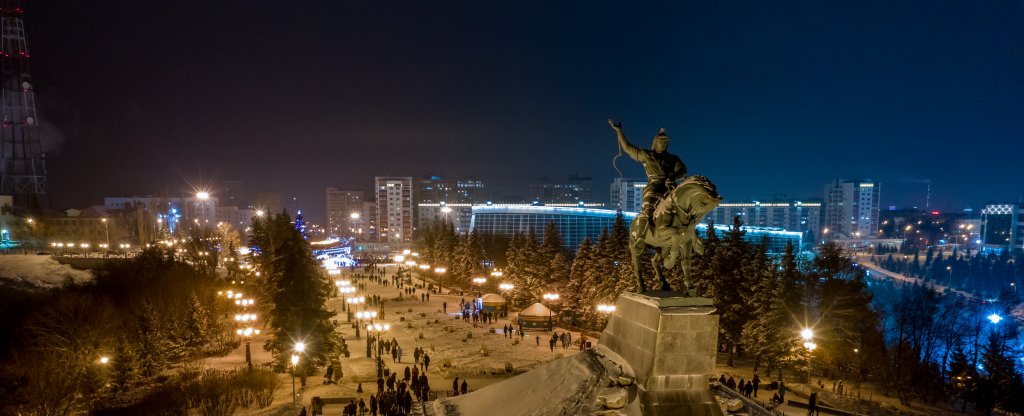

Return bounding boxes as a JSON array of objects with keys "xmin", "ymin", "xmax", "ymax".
[{"xmin": 651, "ymin": 128, "xmax": 669, "ymax": 147}]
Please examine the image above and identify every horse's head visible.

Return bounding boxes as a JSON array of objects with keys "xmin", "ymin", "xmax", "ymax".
[{"xmin": 673, "ymin": 175, "xmax": 722, "ymax": 222}]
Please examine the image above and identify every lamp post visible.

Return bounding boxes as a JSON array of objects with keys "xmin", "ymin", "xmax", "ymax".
[
  {"xmin": 801, "ymin": 328, "xmax": 816, "ymax": 383},
  {"xmin": 101, "ymin": 218, "xmax": 110, "ymax": 249},
  {"xmin": 196, "ymin": 192, "xmax": 210, "ymax": 228},
  {"xmin": 472, "ymin": 277, "xmax": 487, "ymax": 298},
  {"xmin": 597, "ymin": 304, "xmax": 616, "ymax": 328},
  {"xmin": 418, "ymin": 264, "xmax": 430, "ymax": 286},
  {"xmin": 291, "ymin": 342, "xmax": 305, "ymax": 404},
  {"xmin": 356, "ymin": 310, "xmax": 377, "ymax": 341},
  {"xmin": 346, "ymin": 296, "xmax": 365, "ymax": 322},
  {"xmin": 290, "ymin": 353, "xmax": 299, "ymax": 405},
  {"xmin": 946, "ymin": 266, "xmax": 953, "ymax": 287},
  {"xmin": 235, "ymin": 312, "xmax": 259, "ymax": 370},
  {"xmin": 499, "ymin": 283, "xmax": 514, "ymax": 317},
  {"xmin": 542, "ymin": 293, "xmax": 560, "ymax": 331},
  {"xmin": 434, "ymin": 267, "xmax": 446, "ymax": 294},
  {"xmin": 366, "ymin": 323, "xmax": 391, "ymax": 378}
]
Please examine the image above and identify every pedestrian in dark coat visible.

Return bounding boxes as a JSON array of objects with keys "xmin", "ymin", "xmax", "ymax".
[
  {"xmin": 752, "ymin": 373, "xmax": 760, "ymax": 397},
  {"xmin": 422, "ymin": 353, "xmax": 430, "ymax": 372},
  {"xmin": 807, "ymin": 392, "xmax": 818, "ymax": 416},
  {"xmin": 460, "ymin": 380, "xmax": 468, "ymax": 395},
  {"xmin": 370, "ymin": 394, "xmax": 378, "ymax": 416}
]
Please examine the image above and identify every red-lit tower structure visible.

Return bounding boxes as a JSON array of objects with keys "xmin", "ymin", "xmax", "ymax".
[{"xmin": 0, "ymin": 0, "xmax": 46, "ymax": 211}]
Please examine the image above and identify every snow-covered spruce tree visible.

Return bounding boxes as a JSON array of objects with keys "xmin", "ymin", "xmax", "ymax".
[{"xmin": 258, "ymin": 212, "xmax": 338, "ymax": 373}]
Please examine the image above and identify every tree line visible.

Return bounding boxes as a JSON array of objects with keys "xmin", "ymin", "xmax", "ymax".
[
  {"xmin": 0, "ymin": 211, "xmax": 339, "ymax": 414},
  {"xmin": 415, "ymin": 214, "xmax": 1024, "ymax": 413}
]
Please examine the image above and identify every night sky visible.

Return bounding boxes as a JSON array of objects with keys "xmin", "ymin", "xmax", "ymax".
[{"xmin": 24, "ymin": 1, "xmax": 1024, "ymax": 222}]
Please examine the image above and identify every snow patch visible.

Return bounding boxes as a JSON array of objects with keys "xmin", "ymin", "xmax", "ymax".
[{"xmin": 0, "ymin": 254, "xmax": 94, "ymax": 290}]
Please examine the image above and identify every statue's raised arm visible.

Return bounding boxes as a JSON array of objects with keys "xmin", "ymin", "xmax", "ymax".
[{"xmin": 609, "ymin": 119, "xmax": 642, "ymax": 160}]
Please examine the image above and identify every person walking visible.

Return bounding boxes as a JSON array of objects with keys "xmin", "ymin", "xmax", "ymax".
[
  {"xmin": 396, "ymin": 346, "xmax": 403, "ymax": 363},
  {"xmin": 549, "ymin": 333, "xmax": 557, "ymax": 351},
  {"xmin": 752, "ymin": 373, "xmax": 760, "ymax": 397},
  {"xmin": 452, "ymin": 377, "xmax": 459, "ymax": 396},
  {"xmin": 778, "ymin": 380, "xmax": 787, "ymax": 403},
  {"xmin": 807, "ymin": 392, "xmax": 818, "ymax": 416},
  {"xmin": 460, "ymin": 379, "xmax": 468, "ymax": 395},
  {"xmin": 422, "ymin": 353, "xmax": 430, "ymax": 372}
]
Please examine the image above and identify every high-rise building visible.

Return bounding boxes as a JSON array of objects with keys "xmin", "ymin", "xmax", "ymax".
[
  {"xmin": 325, "ymin": 188, "xmax": 364, "ymax": 237},
  {"xmin": 980, "ymin": 204, "xmax": 1023, "ymax": 253},
  {"xmin": 413, "ymin": 176, "xmax": 487, "ymax": 230},
  {"xmin": 529, "ymin": 174, "xmax": 593, "ymax": 204},
  {"xmin": 823, "ymin": 179, "xmax": 880, "ymax": 239},
  {"xmin": 609, "ymin": 178, "xmax": 646, "ymax": 213},
  {"xmin": 0, "ymin": 1, "xmax": 47, "ymax": 210},
  {"xmin": 375, "ymin": 176, "xmax": 413, "ymax": 243},
  {"xmin": 706, "ymin": 200, "xmax": 822, "ymax": 238}
]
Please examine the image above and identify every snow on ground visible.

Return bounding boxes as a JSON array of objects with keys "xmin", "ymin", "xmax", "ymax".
[
  {"xmin": 0, "ymin": 254, "xmax": 93, "ymax": 290},
  {"xmin": 232, "ymin": 265, "xmax": 593, "ymax": 415},
  {"xmin": 425, "ymin": 348, "xmax": 632, "ymax": 416}
]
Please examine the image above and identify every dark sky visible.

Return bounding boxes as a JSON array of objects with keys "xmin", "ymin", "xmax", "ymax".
[{"xmin": 25, "ymin": 1, "xmax": 1024, "ymax": 223}]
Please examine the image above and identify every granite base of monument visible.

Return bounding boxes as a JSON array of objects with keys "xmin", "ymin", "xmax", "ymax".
[{"xmin": 599, "ymin": 292, "xmax": 723, "ymax": 416}]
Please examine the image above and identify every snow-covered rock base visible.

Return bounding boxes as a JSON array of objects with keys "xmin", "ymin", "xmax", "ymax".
[{"xmin": 425, "ymin": 346, "xmax": 642, "ymax": 416}]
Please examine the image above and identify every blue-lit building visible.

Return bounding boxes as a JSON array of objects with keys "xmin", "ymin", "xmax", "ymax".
[
  {"xmin": 469, "ymin": 205, "xmax": 804, "ymax": 252},
  {"xmin": 470, "ymin": 204, "xmax": 620, "ymax": 250}
]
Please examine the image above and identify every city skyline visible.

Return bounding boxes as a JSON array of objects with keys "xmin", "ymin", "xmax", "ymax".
[{"xmin": 19, "ymin": 1, "xmax": 1024, "ymax": 223}]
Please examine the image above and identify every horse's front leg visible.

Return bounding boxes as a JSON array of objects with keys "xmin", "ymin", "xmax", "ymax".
[
  {"xmin": 680, "ymin": 241, "xmax": 694, "ymax": 295},
  {"xmin": 651, "ymin": 250, "xmax": 672, "ymax": 292}
]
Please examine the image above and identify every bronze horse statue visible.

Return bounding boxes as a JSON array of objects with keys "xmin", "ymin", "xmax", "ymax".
[{"xmin": 628, "ymin": 175, "xmax": 721, "ymax": 293}]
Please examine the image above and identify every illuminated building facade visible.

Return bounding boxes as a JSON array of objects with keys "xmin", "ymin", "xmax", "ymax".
[
  {"xmin": 609, "ymin": 178, "xmax": 646, "ymax": 213},
  {"xmin": 981, "ymin": 204, "xmax": 1024, "ymax": 253},
  {"xmin": 325, "ymin": 188, "xmax": 364, "ymax": 237},
  {"xmin": 823, "ymin": 179, "xmax": 880, "ymax": 239},
  {"xmin": 706, "ymin": 200, "xmax": 821, "ymax": 238},
  {"xmin": 529, "ymin": 174, "xmax": 593, "ymax": 204},
  {"xmin": 470, "ymin": 205, "xmax": 803, "ymax": 251},
  {"xmin": 375, "ymin": 176, "xmax": 412, "ymax": 243}
]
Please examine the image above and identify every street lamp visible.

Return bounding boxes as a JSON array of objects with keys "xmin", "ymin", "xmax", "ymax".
[
  {"xmin": 290, "ymin": 352, "xmax": 300, "ymax": 405},
  {"xmin": 801, "ymin": 328, "xmax": 816, "ymax": 383},
  {"xmin": 597, "ymin": 304, "xmax": 616, "ymax": 328},
  {"xmin": 499, "ymin": 283, "xmax": 514, "ymax": 316},
  {"xmin": 434, "ymin": 267, "xmax": 446, "ymax": 294},
  {"xmin": 196, "ymin": 192, "xmax": 210, "ymax": 227},
  {"xmin": 366, "ymin": 323, "xmax": 391, "ymax": 378},
  {"xmin": 356, "ymin": 310, "xmax": 377, "ymax": 341},
  {"xmin": 235, "ymin": 314, "xmax": 260, "ymax": 370},
  {"xmin": 543, "ymin": 293, "xmax": 560, "ymax": 331},
  {"xmin": 946, "ymin": 266, "xmax": 953, "ymax": 287},
  {"xmin": 101, "ymin": 218, "xmax": 110, "ymax": 250},
  {"xmin": 418, "ymin": 263, "xmax": 430, "ymax": 286},
  {"xmin": 472, "ymin": 277, "xmax": 487, "ymax": 297},
  {"xmin": 347, "ymin": 296, "xmax": 365, "ymax": 321}
]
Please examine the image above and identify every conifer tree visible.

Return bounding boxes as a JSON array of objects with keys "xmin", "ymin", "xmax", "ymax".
[
  {"xmin": 259, "ymin": 212, "xmax": 338, "ymax": 372},
  {"xmin": 134, "ymin": 301, "xmax": 168, "ymax": 377},
  {"xmin": 564, "ymin": 238, "xmax": 599, "ymax": 328}
]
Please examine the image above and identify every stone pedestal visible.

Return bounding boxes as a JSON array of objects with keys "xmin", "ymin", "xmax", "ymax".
[{"xmin": 600, "ymin": 292, "xmax": 722, "ymax": 416}]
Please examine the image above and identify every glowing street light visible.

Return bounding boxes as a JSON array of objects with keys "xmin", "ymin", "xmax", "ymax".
[
  {"xmin": 366, "ymin": 323, "xmax": 391, "ymax": 377},
  {"xmin": 543, "ymin": 293, "xmax": 561, "ymax": 331},
  {"xmin": 435, "ymin": 267, "xmax": 446, "ymax": 293},
  {"xmin": 988, "ymin": 314, "xmax": 1003, "ymax": 324},
  {"xmin": 801, "ymin": 328, "xmax": 816, "ymax": 382}
]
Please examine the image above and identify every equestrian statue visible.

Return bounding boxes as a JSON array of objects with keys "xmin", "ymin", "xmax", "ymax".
[{"xmin": 609, "ymin": 119, "xmax": 721, "ymax": 294}]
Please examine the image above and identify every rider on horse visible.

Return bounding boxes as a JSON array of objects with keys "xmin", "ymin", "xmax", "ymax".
[{"xmin": 608, "ymin": 119, "xmax": 687, "ymax": 249}]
